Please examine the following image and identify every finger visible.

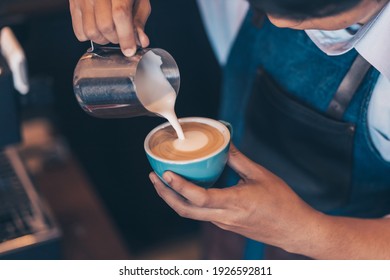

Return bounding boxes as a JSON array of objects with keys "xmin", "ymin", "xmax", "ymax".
[
  {"xmin": 162, "ymin": 171, "xmax": 233, "ymax": 209},
  {"xmin": 112, "ymin": 0, "xmax": 137, "ymax": 56},
  {"xmin": 150, "ymin": 173, "xmax": 224, "ymax": 222},
  {"xmin": 94, "ymin": 0, "xmax": 119, "ymax": 44},
  {"xmin": 227, "ymin": 144, "xmax": 260, "ymax": 180},
  {"xmin": 82, "ymin": 1, "xmax": 109, "ymax": 44},
  {"xmin": 133, "ymin": 0, "xmax": 151, "ymax": 47},
  {"xmin": 69, "ymin": 0, "xmax": 88, "ymax": 41},
  {"xmin": 135, "ymin": 26, "xmax": 149, "ymax": 48}
]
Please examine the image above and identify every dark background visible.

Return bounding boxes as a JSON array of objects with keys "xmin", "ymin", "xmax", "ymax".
[{"xmin": 5, "ymin": 0, "xmax": 222, "ymax": 255}]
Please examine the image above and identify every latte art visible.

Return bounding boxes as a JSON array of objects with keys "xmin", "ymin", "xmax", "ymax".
[
  {"xmin": 149, "ymin": 122, "xmax": 225, "ymax": 161},
  {"xmin": 173, "ymin": 131, "xmax": 209, "ymax": 152}
]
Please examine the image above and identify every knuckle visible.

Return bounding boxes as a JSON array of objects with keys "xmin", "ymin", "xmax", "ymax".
[
  {"xmin": 229, "ymin": 148, "xmax": 241, "ymax": 161},
  {"xmin": 74, "ymin": 30, "xmax": 87, "ymax": 41},
  {"xmin": 98, "ymin": 22, "xmax": 115, "ymax": 35},
  {"xmin": 142, "ymin": 0, "xmax": 151, "ymax": 8},
  {"xmin": 85, "ymin": 29, "xmax": 103, "ymax": 41},
  {"xmin": 143, "ymin": 2, "xmax": 152, "ymax": 17},
  {"xmin": 228, "ymin": 216, "xmax": 241, "ymax": 228},
  {"xmin": 230, "ymin": 146, "xmax": 240, "ymax": 157},
  {"xmin": 134, "ymin": 19, "xmax": 144, "ymax": 29},
  {"xmin": 217, "ymin": 223, "xmax": 229, "ymax": 231},
  {"xmin": 197, "ymin": 196, "xmax": 209, "ymax": 208},
  {"xmin": 154, "ymin": 187, "xmax": 163, "ymax": 197},
  {"xmin": 176, "ymin": 207, "xmax": 189, "ymax": 218},
  {"xmin": 76, "ymin": 34, "xmax": 87, "ymax": 42},
  {"xmin": 112, "ymin": 4, "xmax": 130, "ymax": 20},
  {"xmin": 93, "ymin": 37, "xmax": 109, "ymax": 45},
  {"xmin": 146, "ymin": 8, "xmax": 151, "ymax": 18},
  {"xmin": 171, "ymin": 180, "xmax": 184, "ymax": 192},
  {"xmin": 214, "ymin": 221, "xmax": 230, "ymax": 231}
]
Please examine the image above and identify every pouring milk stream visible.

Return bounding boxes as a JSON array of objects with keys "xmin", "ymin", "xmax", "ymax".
[{"xmin": 135, "ymin": 51, "xmax": 208, "ymax": 152}]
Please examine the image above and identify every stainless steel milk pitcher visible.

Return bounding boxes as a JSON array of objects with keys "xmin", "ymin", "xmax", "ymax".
[{"xmin": 73, "ymin": 43, "xmax": 180, "ymax": 118}]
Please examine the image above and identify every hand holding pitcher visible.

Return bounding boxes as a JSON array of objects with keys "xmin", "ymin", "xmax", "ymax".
[{"xmin": 69, "ymin": 0, "xmax": 151, "ymax": 56}]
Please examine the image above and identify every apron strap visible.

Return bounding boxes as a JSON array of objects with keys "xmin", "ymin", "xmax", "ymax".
[
  {"xmin": 247, "ymin": 0, "xmax": 266, "ymax": 28},
  {"xmin": 252, "ymin": 9, "xmax": 266, "ymax": 28},
  {"xmin": 326, "ymin": 54, "xmax": 372, "ymax": 120}
]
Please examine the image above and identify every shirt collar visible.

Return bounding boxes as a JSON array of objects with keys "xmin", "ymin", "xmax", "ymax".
[{"xmin": 305, "ymin": 3, "xmax": 390, "ymax": 81}]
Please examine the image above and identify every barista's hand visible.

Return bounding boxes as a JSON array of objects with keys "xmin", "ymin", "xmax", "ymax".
[
  {"xmin": 149, "ymin": 144, "xmax": 324, "ymax": 252},
  {"xmin": 69, "ymin": 0, "xmax": 151, "ymax": 56}
]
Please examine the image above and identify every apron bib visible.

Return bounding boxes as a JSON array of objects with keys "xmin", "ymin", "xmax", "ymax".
[{"xmin": 243, "ymin": 55, "xmax": 371, "ymax": 212}]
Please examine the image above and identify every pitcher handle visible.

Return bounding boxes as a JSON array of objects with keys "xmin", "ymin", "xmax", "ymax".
[{"xmin": 89, "ymin": 41, "xmax": 143, "ymax": 53}]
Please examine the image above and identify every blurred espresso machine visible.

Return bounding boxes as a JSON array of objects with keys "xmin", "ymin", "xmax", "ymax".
[{"xmin": 0, "ymin": 26, "xmax": 61, "ymax": 259}]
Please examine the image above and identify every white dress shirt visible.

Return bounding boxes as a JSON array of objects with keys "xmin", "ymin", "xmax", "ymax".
[
  {"xmin": 197, "ymin": 1, "xmax": 390, "ymax": 161},
  {"xmin": 196, "ymin": 0, "xmax": 249, "ymax": 65},
  {"xmin": 306, "ymin": 3, "xmax": 390, "ymax": 161}
]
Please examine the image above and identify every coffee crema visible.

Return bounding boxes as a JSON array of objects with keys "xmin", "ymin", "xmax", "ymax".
[{"xmin": 149, "ymin": 122, "xmax": 225, "ymax": 161}]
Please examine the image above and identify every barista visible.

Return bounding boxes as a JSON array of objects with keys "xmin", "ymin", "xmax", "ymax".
[{"xmin": 69, "ymin": 0, "xmax": 390, "ymax": 259}]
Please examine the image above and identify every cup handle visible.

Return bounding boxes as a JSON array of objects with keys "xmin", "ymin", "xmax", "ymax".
[{"xmin": 219, "ymin": 120, "xmax": 233, "ymax": 139}]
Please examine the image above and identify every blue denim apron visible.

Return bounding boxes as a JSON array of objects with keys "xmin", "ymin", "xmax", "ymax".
[{"xmin": 219, "ymin": 11, "xmax": 390, "ymax": 259}]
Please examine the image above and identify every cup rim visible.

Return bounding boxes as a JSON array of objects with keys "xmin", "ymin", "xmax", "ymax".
[{"xmin": 144, "ymin": 117, "xmax": 231, "ymax": 164}]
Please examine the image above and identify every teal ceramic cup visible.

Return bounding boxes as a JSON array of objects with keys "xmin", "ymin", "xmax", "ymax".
[{"xmin": 144, "ymin": 117, "xmax": 232, "ymax": 188}]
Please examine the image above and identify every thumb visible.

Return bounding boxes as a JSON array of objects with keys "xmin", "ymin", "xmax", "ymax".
[
  {"xmin": 227, "ymin": 143, "xmax": 259, "ymax": 180},
  {"xmin": 135, "ymin": 27, "xmax": 150, "ymax": 48}
]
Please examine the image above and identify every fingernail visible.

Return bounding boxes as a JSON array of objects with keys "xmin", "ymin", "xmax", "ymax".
[
  {"xmin": 163, "ymin": 172, "xmax": 172, "ymax": 184},
  {"xmin": 149, "ymin": 173, "xmax": 155, "ymax": 185},
  {"xmin": 123, "ymin": 48, "xmax": 135, "ymax": 57}
]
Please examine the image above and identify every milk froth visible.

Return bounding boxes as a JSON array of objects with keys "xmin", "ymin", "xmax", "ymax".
[{"xmin": 173, "ymin": 131, "xmax": 208, "ymax": 152}]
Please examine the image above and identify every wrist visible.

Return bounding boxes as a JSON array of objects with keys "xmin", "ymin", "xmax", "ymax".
[{"xmin": 282, "ymin": 209, "xmax": 332, "ymax": 258}]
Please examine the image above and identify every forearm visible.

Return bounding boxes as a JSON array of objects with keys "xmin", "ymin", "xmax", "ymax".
[{"xmin": 288, "ymin": 212, "xmax": 390, "ymax": 259}]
